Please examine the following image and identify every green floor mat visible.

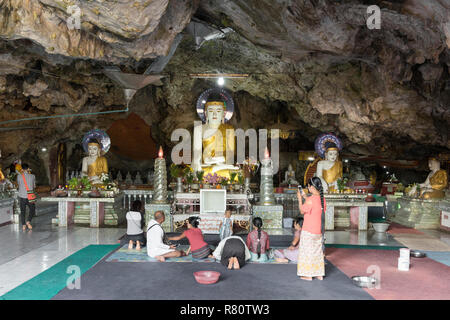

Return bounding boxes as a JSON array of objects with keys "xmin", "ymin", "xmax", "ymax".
[{"xmin": 1, "ymin": 244, "xmax": 119, "ymax": 300}]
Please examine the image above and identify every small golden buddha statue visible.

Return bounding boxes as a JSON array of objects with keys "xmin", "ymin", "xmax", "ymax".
[
  {"xmin": 192, "ymin": 100, "xmax": 239, "ymax": 179},
  {"xmin": 416, "ymin": 158, "xmax": 447, "ymax": 200},
  {"xmin": 81, "ymin": 140, "xmax": 108, "ymax": 185},
  {"xmin": 315, "ymin": 142, "xmax": 343, "ymax": 193}
]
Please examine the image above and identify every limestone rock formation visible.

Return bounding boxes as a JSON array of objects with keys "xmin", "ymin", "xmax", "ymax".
[{"xmin": 0, "ymin": 0, "xmax": 448, "ymax": 177}]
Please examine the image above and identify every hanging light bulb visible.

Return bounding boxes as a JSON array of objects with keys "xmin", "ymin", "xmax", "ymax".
[{"xmin": 217, "ymin": 77, "xmax": 224, "ymax": 86}]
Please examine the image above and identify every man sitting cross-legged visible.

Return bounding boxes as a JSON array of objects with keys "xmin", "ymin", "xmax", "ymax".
[{"xmin": 147, "ymin": 211, "xmax": 186, "ymax": 262}]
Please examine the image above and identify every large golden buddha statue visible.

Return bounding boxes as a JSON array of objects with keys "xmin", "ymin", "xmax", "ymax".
[
  {"xmin": 81, "ymin": 140, "xmax": 108, "ymax": 185},
  {"xmin": 315, "ymin": 142, "xmax": 343, "ymax": 193},
  {"xmin": 192, "ymin": 100, "xmax": 239, "ymax": 179},
  {"xmin": 409, "ymin": 158, "xmax": 448, "ymax": 199}
]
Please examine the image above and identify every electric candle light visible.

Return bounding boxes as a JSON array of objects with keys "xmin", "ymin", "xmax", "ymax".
[
  {"xmin": 259, "ymin": 146, "xmax": 275, "ymax": 205},
  {"xmin": 153, "ymin": 146, "xmax": 168, "ymax": 203}
]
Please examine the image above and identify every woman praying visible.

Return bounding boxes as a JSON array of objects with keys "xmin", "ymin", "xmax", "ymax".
[
  {"xmin": 125, "ymin": 200, "xmax": 145, "ymax": 250},
  {"xmin": 296, "ymin": 177, "xmax": 326, "ymax": 281},
  {"xmin": 274, "ymin": 217, "xmax": 303, "ymax": 263},
  {"xmin": 246, "ymin": 217, "xmax": 270, "ymax": 262},
  {"xmin": 168, "ymin": 217, "xmax": 212, "ymax": 259}
]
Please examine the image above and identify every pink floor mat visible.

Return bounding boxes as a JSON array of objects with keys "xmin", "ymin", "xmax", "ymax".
[
  {"xmin": 326, "ymin": 247, "xmax": 450, "ymax": 300},
  {"xmin": 387, "ymin": 222, "xmax": 425, "ymax": 235}
]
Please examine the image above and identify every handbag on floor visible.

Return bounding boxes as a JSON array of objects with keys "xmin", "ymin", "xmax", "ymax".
[{"xmin": 22, "ymin": 173, "xmax": 37, "ymax": 203}]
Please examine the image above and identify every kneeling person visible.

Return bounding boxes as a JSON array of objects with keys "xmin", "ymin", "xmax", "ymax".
[
  {"xmin": 147, "ymin": 211, "xmax": 185, "ymax": 262},
  {"xmin": 168, "ymin": 217, "xmax": 213, "ymax": 259}
]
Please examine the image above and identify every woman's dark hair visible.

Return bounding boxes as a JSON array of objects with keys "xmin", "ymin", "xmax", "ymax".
[
  {"xmin": 308, "ymin": 177, "xmax": 325, "ymax": 235},
  {"xmin": 188, "ymin": 216, "xmax": 200, "ymax": 228},
  {"xmin": 131, "ymin": 200, "xmax": 142, "ymax": 212},
  {"xmin": 253, "ymin": 217, "xmax": 263, "ymax": 258},
  {"xmin": 293, "ymin": 217, "xmax": 304, "ymax": 228}
]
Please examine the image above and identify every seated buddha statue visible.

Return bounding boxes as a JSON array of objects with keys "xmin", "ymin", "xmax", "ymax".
[
  {"xmin": 81, "ymin": 140, "xmax": 108, "ymax": 185},
  {"xmin": 192, "ymin": 100, "xmax": 239, "ymax": 179},
  {"xmin": 410, "ymin": 158, "xmax": 448, "ymax": 199},
  {"xmin": 283, "ymin": 164, "xmax": 299, "ymax": 185},
  {"xmin": 315, "ymin": 142, "xmax": 343, "ymax": 193}
]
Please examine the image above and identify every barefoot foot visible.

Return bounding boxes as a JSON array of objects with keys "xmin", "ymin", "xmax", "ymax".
[
  {"xmin": 233, "ymin": 257, "xmax": 240, "ymax": 270},
  {"xmin": 156, "ymin": 256, "xmax": 165, "ymax": 262},
  {"xmin": 316, "ymin": 276, "xmax": 323, "ymax": 280},
  {"xmin": 228, "ymin": 258, "xmax": 233, "ymax": 270},
  {"xmin": 300, "ymin": 276, "xmax": 313, "ymax": 281}
]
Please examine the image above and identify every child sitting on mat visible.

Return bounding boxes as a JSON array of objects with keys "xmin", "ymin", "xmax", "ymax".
[
  {"xmin": 168, "ymin": 217, "xmax": 213, "ymax": 259},
  {"xmin": 125, "ymin": 200, "xmax": 146, "ymax": 250}
]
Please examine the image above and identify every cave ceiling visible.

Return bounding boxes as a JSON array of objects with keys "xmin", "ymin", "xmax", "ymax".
[{"xmin": 0, "ymin": 0, "xmax": 449, "ymax": 166}]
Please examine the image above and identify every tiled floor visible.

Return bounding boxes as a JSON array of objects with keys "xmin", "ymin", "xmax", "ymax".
[
  {"xmin": 0, "ymin": 213, "xmax": 124, "ymax": 296},
  {"xmin": 0, "ymin": 208, "xmax": 448, "ymax": 297}
]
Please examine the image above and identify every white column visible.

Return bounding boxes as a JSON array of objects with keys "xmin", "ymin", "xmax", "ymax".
[
  {"xmin": 58, "ymin": 201, "xmax": 68, "ymax": 227},
  {"xmin": 325, "ymin": 206, "xmax": 335, "ymax": 230},
  {"xmin": 90, "ymin": 201, "xmax": 99, "ymax": 227},
  {"xmin": 359, "ymin": 206, "xmax": 368, "ymax": 230}
]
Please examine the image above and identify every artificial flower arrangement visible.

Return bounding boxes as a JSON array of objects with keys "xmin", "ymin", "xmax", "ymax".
[
  {"xmin": 336, "ymin": 177, "xmax": 349, "ymax": 192},
  {"xmin": 169, "ymin": 163, "xmax": 191, "ymax": 180},
  {"xmin": 100, "ymin": 173, "xmax": 119, "ymax": 193},
  {"xmin": 219, "ymin": 177, "xmax": 229, "ymax": 187},
  {"xmin": 203, "ymin": 173, "xmax": 220, "ymax": 185},
  {"xmin": 68, "ymin": 176, "xmax": 92, "ymax": 191},
  {"xmin": 229, "ymin": 172, "xmax": 238, "ymax": 184},
  {"xmin": 195, "ymin": 170, "xmax": 205, "ymax": 184},
  {"xmin": 242, "ymin": 157, "xmax": 259, "ymax": 178}
]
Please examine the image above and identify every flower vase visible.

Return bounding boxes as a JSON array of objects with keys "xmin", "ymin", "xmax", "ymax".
[
  {"xmin": 244, "ymin": 177, "xmax": 251, "ymax": 194},
  {"xmin": 176, "ymin": 177, "xmax": 183, "ymax": 193}
]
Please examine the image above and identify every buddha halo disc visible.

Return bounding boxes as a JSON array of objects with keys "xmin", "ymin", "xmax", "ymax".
[
  {"xmin": 196, "ymin": 88, "xmax": 234, "ymax": 123},
  {"xmin": 315, "ymin": 133, "xmax": 342, "ymax": 159},
  {"xmin": 82, "ymin": 129, "xmax": 111, "ymax": 154}
]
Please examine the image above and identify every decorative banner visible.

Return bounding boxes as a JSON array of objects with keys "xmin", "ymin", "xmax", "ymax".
[
  {"xmin": 196, "ymin": 88, "xmax": 234, "ymax": 123},
  {"xmin": 314, "ymin": 133, "xmax": 342, "ymax": 159},
  {"xmin": 82, "ymin": 129, "xmax": 111, "ymax": 154}
]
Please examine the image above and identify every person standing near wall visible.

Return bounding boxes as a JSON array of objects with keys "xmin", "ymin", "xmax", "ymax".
[{"xmin": 17, "ymin": 163, "xmax": 36, "ymax": 231}]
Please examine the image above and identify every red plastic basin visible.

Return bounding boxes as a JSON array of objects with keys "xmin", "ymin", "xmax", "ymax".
[{"xmin": 193, "ymin": 271, "xmax": 221, "ymax": 284}]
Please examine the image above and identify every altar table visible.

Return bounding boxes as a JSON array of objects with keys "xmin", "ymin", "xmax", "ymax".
[{"xmin": 41, "ymin": 194, "xmax": 125, "ymax": 227}]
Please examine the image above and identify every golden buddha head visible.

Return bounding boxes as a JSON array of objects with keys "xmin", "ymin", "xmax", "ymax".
[
  {"xmin": 324, "ymin": 142, "xmax": 339, "ymax": 162},
  {"xmin": 87, "ymin": 140, "xmax": 102, "ymax": 157},
  {"xmin": 205, "ymin": 101, "xmax": 226, "ymax": 126}
]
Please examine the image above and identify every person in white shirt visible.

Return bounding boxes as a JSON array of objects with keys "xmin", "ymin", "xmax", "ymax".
[
  {"xmin": 147, "ymin": 211, "xmax": 185, "ymax": 262},
  {"xmin": 126, "ymin": 200, "xmax": 145, "ymax": 250}
]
